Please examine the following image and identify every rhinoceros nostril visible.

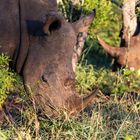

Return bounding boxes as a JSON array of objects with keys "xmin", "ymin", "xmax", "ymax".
[{"xmin": 41, "ymin": 75, "xmax": 48, "ymax": 83}]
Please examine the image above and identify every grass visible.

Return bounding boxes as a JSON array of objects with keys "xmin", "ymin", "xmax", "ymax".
[
  {"xmin": 0, "ymin": 54, "xmax": 16, "ymax": 107},
  {"xmin": 0, "ymin": 60, "xmax": 140, "ymax": 140},
  {"xmin": 0, "ymin": 91, "xmax": 139, "ymax": 140}
]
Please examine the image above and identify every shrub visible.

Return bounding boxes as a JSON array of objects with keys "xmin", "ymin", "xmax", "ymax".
[
  {"xmin": 0, "ymin": 54, "xmax": 16, "ymax": 107},
  {"xmin": 83, "ymin": 0, "xmax": 122, "ymax": 47},
  {"xmin": 76, "ymin": 63, "xmax": 140, "ymax": 96},
  {"xmin": 76, "ymin": 64, "xmax": 96, "ymax": 93}
]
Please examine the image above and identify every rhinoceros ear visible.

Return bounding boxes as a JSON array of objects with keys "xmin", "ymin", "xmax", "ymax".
[
  {"xmin": 72, "ymin": 9, "xmax": 96, "ymax": 35},
  {"xmin": 43, "ymin": 13, "xmax": 62, "ymax": 35}
]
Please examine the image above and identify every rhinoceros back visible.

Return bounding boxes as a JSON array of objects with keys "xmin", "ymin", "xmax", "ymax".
[
  {"xmin": 0, "ymin": 0, "xmax": 58, "ymax": 72},
  {"xmin": 0, "ymin": 0, "xmax": 20, "ymax": 58}
]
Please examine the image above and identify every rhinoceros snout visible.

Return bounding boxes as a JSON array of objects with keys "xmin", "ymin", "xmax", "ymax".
[
  {"xmin": 64, "ymin": 78, "xmax": 75, "ymax": 89},
  {"xmin": 41, "ymin": 74, "xmax": 49, "ymax": 84}
]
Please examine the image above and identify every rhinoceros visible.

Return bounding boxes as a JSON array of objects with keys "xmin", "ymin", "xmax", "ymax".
[
  {"xmin": 0, "ymin": 0, "xmax": 97, "ymax": 117},
  {"xmin": 98, "ymin": 34, "xmax": 140, "ymax": 70}
]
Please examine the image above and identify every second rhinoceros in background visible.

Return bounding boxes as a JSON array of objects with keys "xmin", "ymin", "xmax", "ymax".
[{"xmin": 98, "ymin": 34, "xmax": 140, "ymax": 70}]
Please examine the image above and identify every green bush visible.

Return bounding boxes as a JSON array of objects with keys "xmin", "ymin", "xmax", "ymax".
[
  {"xmin": 136, "ymin": 6, "xmax": 140, "ymax": 22},
  {"xmin": 83, "ymin": 0, "xmax": 122, "ymax": 47},
  {"xmin": 0, "ymin": 54, "xmax": 16, "ymax": 107},
  {"xmin": 58, "ymin": 0, "xmax": 82, "ymax": 21},
  {"xmin": 76, "ymin": 64, "xmax": 96, "ymax": 93},
  {"xmin": 76, "ymin": 63, "xmax": 140, "ymax": 96}
]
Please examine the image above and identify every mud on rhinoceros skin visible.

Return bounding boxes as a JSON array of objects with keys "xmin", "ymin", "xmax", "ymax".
[
  {"xmin": 0, "ymin": 0, "xmax": 97, "ymax": 118},
  {"xmin": 97, "ymin": 34, "xmax": 140, "ymax": 70}
]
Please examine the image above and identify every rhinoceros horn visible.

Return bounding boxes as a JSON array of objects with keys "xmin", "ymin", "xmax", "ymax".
[
  {"xmin": 66, "ymin": 87, "xmax": 98, "ymax": 115},
  {"xmin": 97, "ymin": 36, "xmax": 123, "ymax": 58}
]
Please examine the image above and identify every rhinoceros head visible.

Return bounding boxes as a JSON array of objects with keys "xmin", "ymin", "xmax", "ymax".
[
  {"xmin": 98, "ymin": 35, "xmax": 140, "ymax": 70},
  {"xmin": 19, "ymin": 11, "xmax": 96, "ymax": 117}
]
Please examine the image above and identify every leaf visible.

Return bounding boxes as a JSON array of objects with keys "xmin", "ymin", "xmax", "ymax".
[{"xmin": 124, "ymin": 135, "xmax": 134, "ymax": 140}]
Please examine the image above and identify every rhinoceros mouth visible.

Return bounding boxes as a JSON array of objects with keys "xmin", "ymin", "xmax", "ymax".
[{"xmin": 33, "ymin": 81, "xmax": 99, "ymax": 117}]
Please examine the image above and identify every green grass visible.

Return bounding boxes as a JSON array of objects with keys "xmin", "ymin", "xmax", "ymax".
[
  {"xmin": 0, "ymin": 54, "xmax": 16, "ymax": 107},
  {"xmin": 0, "ymin": 91, "xmax": 139, "ymax": 140},
  {"xmin": 0, "ymin": 57, "xmax": 139, "ymax": 140},
  {"xmin": 76, "ymin": 63, "xmax": 140, "ymax": 96}
]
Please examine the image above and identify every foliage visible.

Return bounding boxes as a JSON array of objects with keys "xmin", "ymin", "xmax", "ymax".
[
  {"xmin": 0, "ymin": 54, "xmax": 16, "ymax": 107},
  {"xmin": 0, "ymin": 55, "xmax": 139, "ymax": 139},
  {"xmin": 0, "ymin": 55, "xmax": 139, "ymax": 140},
  {"xmin": 76, "ymin": 64, "xmax": 140, "ymax": 96},
  {"xmin": 58, "ymin": 0, "xmax": 122, "ymax": 72},
  {"xmin": 76, "ymin": 64, "xmax": 96, "ymax": 93},
  {"xmin": 136, "ymin": 6, "xmax": 140, "ymax": 22},
  {"xmin": 83, "ymin": 0, "xmax": 122, "ymax": 47},
  {"xmin": 94, "ymin": 67, "xmax": 140, "ymax": 95},
  {"xmin": 58, "ymin": 0, "xmax": 82, "ymax": 21}
]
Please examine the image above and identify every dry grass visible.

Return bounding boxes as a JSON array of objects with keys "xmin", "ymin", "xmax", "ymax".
[{"xmin": 0, "ymin": 90, "xmax": 139, "ymax": 140}]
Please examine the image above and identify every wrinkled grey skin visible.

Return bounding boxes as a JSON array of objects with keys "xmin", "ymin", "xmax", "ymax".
[{"xmin": 0, "ymin": 0, "xmax": 96, "ymax": 117}]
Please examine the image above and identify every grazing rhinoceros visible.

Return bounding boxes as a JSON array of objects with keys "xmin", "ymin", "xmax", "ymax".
[
  {"xmin": 0, "ymin": 0, "xmax": 97, "ymax": 117},
  {"xmin": 98, "ymin": 34, "xmax": 140, "ymax": 70}
]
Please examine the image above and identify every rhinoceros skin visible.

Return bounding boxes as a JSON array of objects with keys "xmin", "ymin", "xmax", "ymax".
[{"xmin": 0, "ymin": 0, "xmax": 97, "ymax": 117}]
